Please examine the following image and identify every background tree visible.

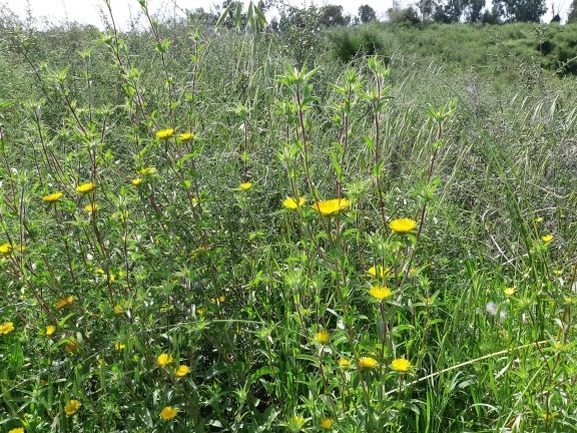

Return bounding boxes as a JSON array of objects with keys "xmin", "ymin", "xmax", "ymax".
[
  {"xmin": 493, "ymin": 0, "xmax": 547, "ymax": 22},
  {"xmin": 432, "ymin": 0, "xmax": 465, "ymax": 23},
  {"xmin": 568, "ymin": 0, "xmax": 577, "ymax": 22},
  {"xmin": 464, "ymin": 0, "xmax": 486, "ymax": 22},
  {"xmin": 358, "ymin": 4, "xmax": 377, "ymax": 22},
  {"xmin": 318, "ymin": 4, "xmax": 351, "ymax": 27}
]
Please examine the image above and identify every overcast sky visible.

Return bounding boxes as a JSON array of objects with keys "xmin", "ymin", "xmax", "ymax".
[{"xmin": 1, "ymin": 0, "xmax": 392, "ymax": 28}]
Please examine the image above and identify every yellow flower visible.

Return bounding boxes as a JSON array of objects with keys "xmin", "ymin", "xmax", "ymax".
[
  {"xmin": 197, "ymin": 306, "xmax": 207, "ymax": 315},
  {"xmin": 114, "ymin": 304, "xmax": 125, "ymax": 314},
  {"xmin": 503, "ymin": 287, "xmax": 516, "ymax": 296},
  {"xmin": 64, "ymin": 339, "xmax": 80, "ymax": 353},
  {"xmin": 554, "ymin": 342, "xmax": 564, "ymax": 350},
  {"xmin": 156, "ymin": 128, "xmax": 174, "ymax": 139},
  {"xmin": 338, "ymin": 358, "xmax": 350, "ymax": 367},
  {"xmin": 75, "ymin": 182, "xmax": 96, "ymax": 194},
  {"xmin": 115, "ymin": 342, "xmax": 126, "ymax": 350},
  {"xmin": 139, "ymin": 167, "xmax": 156, "ymax": 175},
  {"xmin": 131, "ymin": 178, "xmax": 143, "ymax": 186},
  {"xmin": 55, "ymin": 296, "xmax": 75, "ymax": 309},
  {"xmin": 239, "ymin": 182, "xmax": 253, "ymax": 191},
  {"xmin": 210, "ymin": 295, "xmax": 226, "ymax": 303},
  {"xmin": 535, "ymin": 217, "xmax": 543, "ymax": 223},
  {"xmin": 358, "ymin": 357, "xmax": 378, "ymax": 369},
  {"xmin": 84, "ymin": 203, "xmax": 99, "ymax": 213},
  {"xmin": 389, "ymin": 218, "xmax": 417, "ymax": 234},
  {"xmin": 553, "ymin": 269, "xmax": 563, "ymax": 276},
  {"xmin": 174, "ymin": 365, "xmax": 190, "ymax": 376},
  {"xmin": 315, "ymin": 329, "xmax": 330, "ymax": 343},
  {"xmin": 178, "ymin": 132, "xmax": 194, "ymax": 141},
  {"xmin": 541, "ymin": 412, "xmax": 554, "ymax": 420},
  {"xmin": 312, "ymin": 198, "xmax": 350, "ymax": 216},
  {"xmin": 43, "ymin": 192, "xmax": 63, "ymax": 203},
  {"xmin": 541, "ymin": 234, "xmax": 553, "ymax": 243},
  {"xmin": 157, "ymin": 353, "xmax": 174, "ymax": 366},
  {"xmin": 0, "ymin": 321, "xmax": 14, "ymax": 335},
  {"xmin": 9, "ymin": 428, "xmax": 25, "ymax": 433},
  {"xmin": 45, "ymin": 325, "xmax": 56, "ymax": 336},
  {"xmin": 367, "ymin": 266, "xmax": 389, "ymax": 278},
  {"xmin": 320, "ymin": 418, "xmax": 333, "ymax": 429},
  {"xmin": 283, "ymin": 197, "xmax": 306, "ymax": 210},
  {"xmin": 369, "ymin": 285, "xmax": 392, "ymax": 301},
  {"xmin": 0, "ymin": 242, "xmax": 25, "ymax": 256},
  {"xmin": 64, "ymin": 400, "xmax": 80, "ymax": 416},
  {"xmin": 288, "ymin": 415, "xmax": 306, "ymax": 431},
  {"xmin": 159, "ymin": 406, "xmax": 178, "ymax": 420},
  {"xmin": 391, "ymin": 358, "xmax": 412, "ymax": 372}
]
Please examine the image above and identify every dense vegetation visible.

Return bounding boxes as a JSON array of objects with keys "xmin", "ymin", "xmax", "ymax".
[{"xmin": 1, "ymin": 2, "xmax": 577, "ymax": 432}]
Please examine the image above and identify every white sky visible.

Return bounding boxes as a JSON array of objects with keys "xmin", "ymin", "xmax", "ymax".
[{"xmin": 1, "ymin": 0, "xmax": 392, "ymax": 29}]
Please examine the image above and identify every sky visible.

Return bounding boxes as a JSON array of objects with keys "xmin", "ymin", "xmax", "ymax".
[{"xmin": 1, "ymin": 0, "xmax": 392, "ymax": 29}]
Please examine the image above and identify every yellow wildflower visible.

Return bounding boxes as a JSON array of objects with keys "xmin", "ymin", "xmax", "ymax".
[
  {"xmin": 84, "ymin": 203, "xmax": 99, "ymax": 213},
  {"xmin": 389, "ymin": 218, "xmax": 417, "ymax": 234},
  {"xmin": 0, "ymin": 321, "xmax": 14, "ymax": 335},
  {"xmin": 369, "ymin": 285, "xmax": 392, "ymax": 301},
  {"xmin": 503, "ymin": 287, "xmax": 516, "ymax": 296},
  {"xmin": 177, "ymin": 132, "xmax": 194, "ymax": 141},
  {"xmin": 75, "ymin": 182, "xmax": 96, "ymax": 194},
  {"xmin": 391, "ymin": 358, "xmax": 412, "ymax": 372},
  {"xmin": 197, "ymin": 307, "xmax": 207, "ymax": 315},
  {"xmin": 131, "ymin": 178, "xmax": 143, "ymax": 186},
  {"xmin": 288, "ymin": 415, "xmax": 305, "ymax": 431},
  {"xmin": 55, "ymin": 296, "xmax": 74, "ymax": 309},
  {"xmin": 358, "ymin": 357, "xmax": 378, "ymax": 369},
  {"xmin": 315, "ymin": 329, "xmax": 330, "ymax": 344},
  {"xmin": 210, "ymin": 295, "xmax": 226, "ymax": 303},
  {"xmin": 239, "ymin": 182, "xmax": 253, "ymax": 191},
  {"xmin": 45, "ymin": 325, "xmax": 56, "ymax": 336},
  {"xmin": 139, "ymin": 167, "xmax": 156, "ymax": 175},
  {"xmin": 0, "ymin": 242, "xmax": 25, "ymax": 256},
  {"xmin": 156, "ymin": 128, "xmax": 174, "ymax": 139},
  {"xmin": 114, "ymin": 304, "xmax": 125, "ymax": 314},
  {"xmin": 312, "ymin": 198, "xmax": 350, "ymax": 216},
  {"xmin": 9, "ymin": 428, "xmax": 25, "ymax": 433},
  {"xmin": 367, "ymin": 266, "xmax": 389, "ymax": 278},
  {"xmin": 157, "ymin": 353, "xmax": 174, "ymax": 366},
  {"xmin": 541, "ymin": 234, "xmax": 553, "ymax": 243},
  {"xmin": 43, "ymin": 192, "xmax": 63, "ymax": 203},
  {"xmin": 64, "ymin": 340, "xmax": 80, "ymax": 353},
  {"xmin": 535, "ymin": 217, "xmax": 543, "ymax": 223},
  {"xmin": 115, "ymin": 342, "xmax": 126, "ymax": 350},
  {"xmin": 283, "ymin": 197, "xmax": 306, "ymax": 210},
  {"xmin": 553, "ymin": 269, "xmax": 563, "ymax": 276},
  {"xmin": 64, "ymin": 400, "xmax": 80, "ymax": 416},
  {"xmin": 159, "ymin": 406, "xmax": 178, "ymax": 420},
  {"xmin": 320, "ymin": 418, "xmax": 333, "ymax": 429},
  {"xmin": 338, "ymin": 358, "xmax": 350, "ymax": 367},
  {"xmin": 174, "ymin": 365, "xmax": 190, "ymax": 376}
]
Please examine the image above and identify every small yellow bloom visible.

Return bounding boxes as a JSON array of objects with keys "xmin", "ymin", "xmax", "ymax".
[
  {"xmin": 131, "ymin": 178, "xmax": 143, "ymax": 186},
  {"xmin": 0, "ymin": 321, "xmax": 15, "ymax": 335},
  {"xmin": 177, "ymin": 132, "xmax": 194, "ymax": 141},
  {"xmin": 64, "ymin": 400, "xmax": 80, "ymax": 416},
  {"xmin": 115, "ymin": 342, "xmax": 126, "ymax": 350},
  {"xmin": 114, "ymin": 304, "xmax": 125, "ymax": 314},
  {"xmin": 239, "ymin": 182, "xmax": 253, "ymax": 191},
  {"xmin": 315, "ymin": 329, "xmax": 329, "ymax": 344},
  {"xmin": 565, "ymin": 297, "xmax": 573, "ymax": 304},
  {"xmin": 312, "ymin": 198, "xmax": 350, "ymax": 216},
  {"xmin": 389, "ymin": 218, "xmax": 417, "ymax": 234},
  {"xmin": 503, "ymin": 287, "xmax": 516, "ymax": 296},
  {"xmin": 9, "ymin": 428, "xmax": 25, "ymax": 433},
  {"xmin": 84, "ymin": 203, "xmax": 99, "ymax": 213},
  {"xmin": 174, "ymin": 365, "xmax": 190, "ymax": 376},
  {"xmin": 75, "ymin": 182, "xmax": 96, "ymax": 194},
  {"xmin": 157, "ymin": 353, "xmax": 174, "ymax": 366},
  {"xmin": 0, "ymin": 242, "xmax": 25, "ymax": 256},
  {"xmin": 391, "ymin": 358, "xmax": 412, "ymax": 372},
  {"xmin": 369, "ymin": 285, "xmax": 392, "ymax": 300},
  {"xmin": 43, "ymin": 192, "xmax": 63, "ymax": 203},
  {"xmin": 159, "ymin": 406, "xmax": 178, "ymax": 420},
  {"xmin": 139, "ymin": 167, "xmax": 156, "ymax": 175},
  {"xmin": 55, "ymin": 295, "xmax": 75, "ymax": 309},
  {"xmin": 210, "ymin": 295, "xmax": 226, "ymax": 303},
  {"xmin": 320, "ymin": 417, "xmax": 333, "ymax": 429},
  {"xmin": 367, "ymin": 266, "xmax": 389, "ymax": 278},
  {"xmin": 541, "ymin": 412, "xmax": 554, "ymax": 420},
  {"xmin": 197, "ymin": 306, "xmax": 207, "ymax": 315},
  {"xmin": 288, "ymin": 415, "xmax": 306, "ymax": 430},
  {"xmin": 64, "ymin": 340, "xmax": 80, "ymax": 353},
  {"xmin": 553, "ymin": 269, "xmax": 563, "ymax": 276},
  {"xmin": 283, "ymin": 197, "xmax": 306, "ymax": 210},
  {"xmin": 358, "ymin": 357, "xmax": 378, "ymax": 369},
  {"xmin": 45, "ymin": 325, "xmax": 56, "ymax": 336},
  {"xmin": 338, "ymin": 358, "xmax": 350, "ymax": 367},
  {"xmin": 554, "ymin": 342, "xmax": 564, "ymax": 350},
  {"xmin": 156, "ymin": 128, "xmax": 174, "ymax": 139},
  {"xmin": 535, "ymin": 217, "xmax": 543, "ymax": 223},
  {"xmin": 541, "ymin": 234, "xmax": 553, "ymax": 243}
]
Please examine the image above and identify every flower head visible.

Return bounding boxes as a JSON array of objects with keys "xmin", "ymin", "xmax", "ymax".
[
  {"xmin": 75, "ymin": 183, "xmax": 96, "ymax": 194},
  {"xmin": 139, "ymin": 167, "xmax": 156, "ymax": 175},
  {"xmin": 210, "ymin": 295, "xmax": 226, "ymax": 304},
  {"xmin": 45, "ymin": 325, "xmax": 56, "ymax": 336},
  {"xmin": 131, "ymin": 178, "xmax": 143, "ymax": 186},
  {"xmin": 239, "ymin": 182, "xmax": 253, "ymax": 191},
  {"xmin": 64, "ymin": 339, "xmax": 80, "ymax": 353},
  {"xmin": 320, "ymin": 418, "xmax": 333, "ymax": 429},
  {"xmin": 541, "ymin": 234, "xmax": 553, "ymax": 243},
  {"xmin": 288, "ymin": 415, "xmax": 306, "ymax": 431},
  {"xmin": 9, "ymin": 428, "xmax": 25, "ymax": 433},
  {"xmin": 174, "ymin": 365, "xmax": 190, "ymax": 376},
  {"xmin": 315, "ymin": 329, "xmax": 330, "ymax": 344},
  {"xmin": 358, "ymin": 357, "xmax": 378, "ymax": 369},
  {"xmin": 114, "ymin": 304, "xmax": 125, "ymax": 314},
  {"xmin": 391, "ymin": 358, "xmax": 412, "ymax": 372},
  {"xmin": 312, "ymin": 199, "xmax": 350, "ymax": 216},
  {"xmin": 197, "ymin": 306, "xmax": 207, "ymax": 315},
  {"xmin": 503, "ymin": 287, "xmax": 516, "ymax": 296},
  {"xmin": 115, "ymin": 342, "xmax": 126, "ymax": 350},
  {"xmin": 367, "ymin": 266, "xmax": 389, "ymax": 278},
  {"xmin": 178, "ymin": 132, "xmax": 194, "ymax": 141},
  {"xmin": 338, "ymin": 358, "xmax": 351, "ymax": 367},
  {"xmin": 389, "ymin": 218, "xmax": 417, "ymax": 234},
  {"xmin": 159, "ymin": 406, "xmax": 178, "ymax": 420},
  {"xmin": 369, "ymin": 285, "xmax": 392, "ymax": 301},
  {"xmin": 156, "ymin": 128, "xmax": 174, "ymax": 139},
  {"xmin": 55, "ymin": 296, "xmax": 75, "ymax": 309},
  {"xmin": 84, "ymin": 203, "xmax": 99, "ymax": 213},
  {"xmin": 157, "ymin": 353, "xmax": 174, "ymax": 366},
  {"xmin": 0, "ymin": 321, "xmax": 14, "ymax": 335},
  {"xmin": 64, "ymin": 400, "xmax": 80, "ymax": 416},
  {"xmin": 43, "ymin": 192, "xmax": 63, "ymax": 203},
  {"xmin": 283, "ymin": 197, "xmax": 306, "ymax": 210},
  {"xmin": 0, "ymin": 242, "xmax": 25, "ymax": 256}
]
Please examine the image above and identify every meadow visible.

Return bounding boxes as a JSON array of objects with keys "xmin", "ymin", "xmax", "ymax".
[{"xmin": 1, "ymin": 3, "xmax": 577, "ymax": 432}]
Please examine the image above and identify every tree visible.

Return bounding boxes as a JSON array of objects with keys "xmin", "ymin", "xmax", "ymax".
[
  {"xmin": 318, "ymin": 4, "xmax": 351, "ymax": 27},
  {"xmin": 464, "ymin": 0, "xmax": 486, "ymax": 22},
  {"xmin": 568, "ymin": 0, "xmax": 577, "ymax": 22},
  {"xmin": 432, "ymin": 0, "xmax": 465, "ymax": 23},
  {"xmin": 358, "ymin": 4, "xmax": 377, "ymax": 22},
  {"xmin": 493, "ymin": 0, "xmax": 547, "ymax": 22}
]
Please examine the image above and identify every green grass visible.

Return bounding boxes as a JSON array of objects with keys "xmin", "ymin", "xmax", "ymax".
[{"xmin": 1, "ymin": 6, "xmax": 577, "ymax": 433}]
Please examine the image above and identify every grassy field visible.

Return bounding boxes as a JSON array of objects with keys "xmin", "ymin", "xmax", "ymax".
[{"xmin": 1, "ymin": 5, "xmax": 577, "ymax": 433}]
